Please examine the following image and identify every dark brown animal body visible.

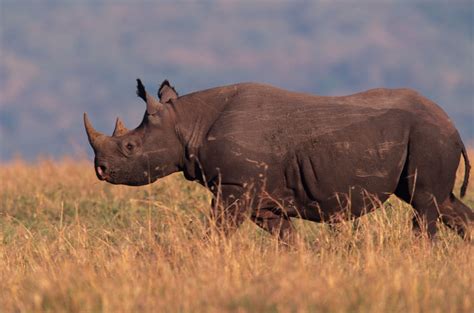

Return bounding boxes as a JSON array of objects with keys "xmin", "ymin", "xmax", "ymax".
[{"xmin": 84, "ymin": 80, "xmax": 473, "ymax": 241}]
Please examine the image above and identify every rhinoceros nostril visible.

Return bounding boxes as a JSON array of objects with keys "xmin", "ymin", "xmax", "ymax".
[{"xmin": 97, "ymin": 164, "xmax": 107, "ymax": 179}]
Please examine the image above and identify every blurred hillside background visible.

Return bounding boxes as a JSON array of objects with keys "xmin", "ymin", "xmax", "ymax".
[{"xmin": 1, "ymin": 0, "xmax": 473, "ymax": 161}]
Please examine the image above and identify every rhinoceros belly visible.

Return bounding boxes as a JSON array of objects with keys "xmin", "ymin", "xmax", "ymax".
[{"xmin": 281, "ymin": 115, "xmax": 409, "ymax": 221}]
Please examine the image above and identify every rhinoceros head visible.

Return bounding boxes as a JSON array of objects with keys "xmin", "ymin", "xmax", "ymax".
[{"xmin": 84, "ymin": 79, "xmax": 182, "ymax": 186}]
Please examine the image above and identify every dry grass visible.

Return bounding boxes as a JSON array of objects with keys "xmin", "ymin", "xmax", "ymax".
[{"xmin": 0, "ymin": 155, "xmax": 473, "ymax": 313}]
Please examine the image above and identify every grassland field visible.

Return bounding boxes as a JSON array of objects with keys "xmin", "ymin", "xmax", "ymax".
[{"xmin": 0, "ymin": 152, "xmax": 473, "ymax": 313}]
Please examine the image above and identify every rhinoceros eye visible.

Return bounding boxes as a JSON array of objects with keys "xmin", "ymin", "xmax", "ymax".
[{"xmin": 126, "ymin": 143, "xmax": 134, "ymax": 151}]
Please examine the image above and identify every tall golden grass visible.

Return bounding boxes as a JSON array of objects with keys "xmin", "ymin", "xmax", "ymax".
[{"xmin": 0, "ymin": 154, "xmax": 473, "ymax": 313}]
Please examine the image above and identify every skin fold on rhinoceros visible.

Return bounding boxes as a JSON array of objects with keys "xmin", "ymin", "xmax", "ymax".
[{"xmin": 84, "ymin": 79, "xmax": 473, "ymax": 242}]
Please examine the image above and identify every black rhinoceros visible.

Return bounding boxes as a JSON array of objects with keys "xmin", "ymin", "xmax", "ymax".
[{"xmin": 84, "ymin": 79, "xmax": 473, "ymax": 241}]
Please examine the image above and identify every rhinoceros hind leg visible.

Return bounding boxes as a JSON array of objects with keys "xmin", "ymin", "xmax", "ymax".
[
  {"xmin": 439, "ymin": 193, "xmax": 474, "ymax": 240},
  {"xmin": 393, "ymin": 160, "xmax": 456, "ymax": 238},
  {"xmin": 394, "ymin": 173, "xmax": 440, "ymax": 238},
  {"xmin": 411, "ymin": 198, "xmax": 440, "ymax": 239}
]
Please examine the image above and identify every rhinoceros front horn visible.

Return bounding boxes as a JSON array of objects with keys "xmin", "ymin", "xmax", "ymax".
[
  {"xmin": 112, "ymin": 117, "xmax": 129, "ymax": 137},
  {"xmin": 83, "ymin": 112, "xmax": 105, "ymax": 150}
]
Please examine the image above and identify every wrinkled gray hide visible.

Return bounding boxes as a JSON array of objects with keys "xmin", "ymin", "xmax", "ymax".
[{"xmin": 85, "ymin": 81, "xmax": 473, "ymax": 241}]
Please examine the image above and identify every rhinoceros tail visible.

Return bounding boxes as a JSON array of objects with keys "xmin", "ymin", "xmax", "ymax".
[{"xmin": 460, "ymin": 143, "xmax": 470, "ymax": 198}]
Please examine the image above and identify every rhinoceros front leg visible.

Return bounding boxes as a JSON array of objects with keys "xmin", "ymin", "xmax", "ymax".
[
  {"xmin": 251, "ymin": 209, "xmax": 296, "ymax": 245},
  {"xmin": 206, "ymin": 185, "xmax": 297, "ymax": 244},
  {"xmin": 207, "ymin": 185, "xmax": 247, "ymax": 238}
]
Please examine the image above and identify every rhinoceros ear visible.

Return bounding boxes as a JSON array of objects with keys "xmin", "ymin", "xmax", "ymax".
[
  {"xmin": 158, "ymin": 79, "xmax": 178, "ymax": 103},
  {"xmin": 136, "ymin": 78, "xmax": 163, "ymax": 115},
  {"xmin": 112, "ymin": 117, "xmax": 129, "ymax": 137}
]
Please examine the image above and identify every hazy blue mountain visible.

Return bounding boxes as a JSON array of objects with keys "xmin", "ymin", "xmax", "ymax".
[{"xmin": 1, "ymin": 1, "xmax": 473, "ymax": 160}]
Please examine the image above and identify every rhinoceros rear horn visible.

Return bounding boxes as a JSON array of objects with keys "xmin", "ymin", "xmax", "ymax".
[
  {"xmin": 112, "ymin": 117, "xmax": 129, "ymax": 137},
  {"xmin": 136, "ymin": 78, "xmax": 163, "ymax": 115},
  {"xmin": 84, "ymin": 112, "xmax": 106, "ymax": 150}
]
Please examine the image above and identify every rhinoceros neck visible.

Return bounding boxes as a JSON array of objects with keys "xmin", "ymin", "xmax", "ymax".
[{"xmin": 172, "ymin": 84, "xmax": 240, "ymax": 181}]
